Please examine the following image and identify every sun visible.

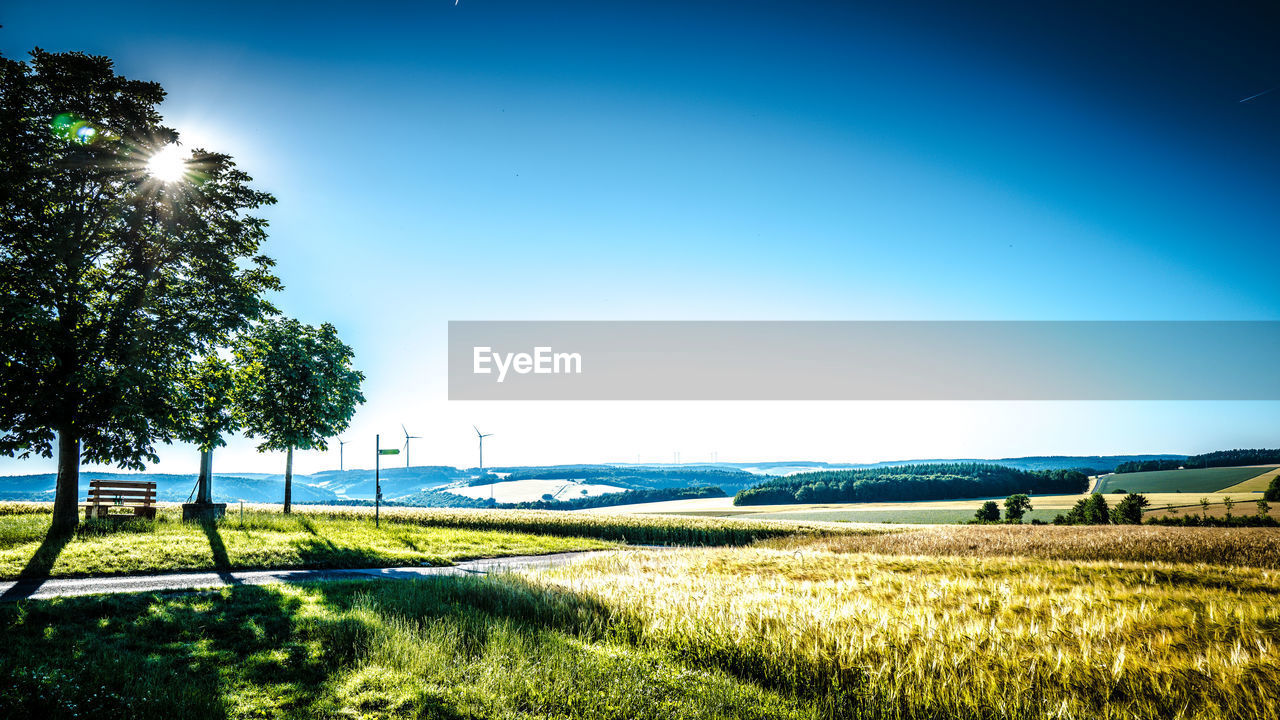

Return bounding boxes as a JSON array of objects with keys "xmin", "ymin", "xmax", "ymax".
[{"xmin": 145, "ymin": 144, "xmax": 188, "ymax": 183}]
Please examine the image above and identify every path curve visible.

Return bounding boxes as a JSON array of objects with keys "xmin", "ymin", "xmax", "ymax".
[{"xmin": 0, "ymin": 550, "xmax": 621, "ymax": 602}]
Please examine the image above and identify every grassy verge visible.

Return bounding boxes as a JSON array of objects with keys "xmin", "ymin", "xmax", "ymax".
[
  {"xmin": 0, "ymin": 578, "xmax": 818, "ymax": 720},
  {"xmin": 0, "ymin": 509, "xmax": 617, "ymax": 580},
  {"xmin": 0, "ymin": 504, "xmax": 861, "ymax": 580}
]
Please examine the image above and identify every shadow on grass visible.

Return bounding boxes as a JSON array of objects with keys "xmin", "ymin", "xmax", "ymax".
[
  {"xmin": 0, "ymin": 525, "xmax": 73, "ymax": 601},
  {"xmin": 199, "ymin": 521, "xmax": 242, "ymax": 586},
  {"xmin": 0, "ymin": 572, "xmax": 841, "ymax": 720}
]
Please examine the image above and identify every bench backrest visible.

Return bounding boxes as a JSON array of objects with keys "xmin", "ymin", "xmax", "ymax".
[{"xmin": 87, "ymin": 479, "xmax": 157, "ymax": 507}]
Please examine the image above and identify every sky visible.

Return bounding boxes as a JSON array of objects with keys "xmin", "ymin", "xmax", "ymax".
[{"xmin": 2, "ymin": 0, "xmax": 1278, "ymax": 475}]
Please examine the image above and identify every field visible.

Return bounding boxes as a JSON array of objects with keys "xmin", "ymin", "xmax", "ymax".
[
  {"xmin": 446, "ymin": 478, "xmax": 627, "ymax": 503},
  {"xmin": 3, "ymin": 525, "xmax": 1278, "ymax": 719},
  {"xmin": 1221, "ymin": 466, "xmax": 1280, "ymax": 493},
  {"xmin": 1095, "ymin": 466, "xmax": 1276, "ymax": 494}
]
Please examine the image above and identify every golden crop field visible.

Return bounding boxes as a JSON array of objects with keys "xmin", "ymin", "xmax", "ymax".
[{"xmin": 534, "ymin": 530, "xmax": 1280, "ymax": 719}]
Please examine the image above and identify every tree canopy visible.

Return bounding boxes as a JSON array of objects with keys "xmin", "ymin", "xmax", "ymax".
[
  {"xmin": 0, "ymin": 49, "xmax": 279, "ymax": 529},
  {"xmin": 234, "ymin": 318, "xmax": 364, "ymax": 511}
]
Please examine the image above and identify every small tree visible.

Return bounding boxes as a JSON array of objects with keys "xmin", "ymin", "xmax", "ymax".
[
  {"xmin": 974, "ymin": 501, "xmax": 1001, "ymax": 523},
  {"xmin": 1110, "ymin": 493, "xmax": 1149, "ymax": 524},
  {"xmin": 234, "ymin": 318, "xmax": 364, "ymax": 513},
  {"xmin": 1222, "ymin": 496, "xmax": 1235, "ymax": 520},
  {"xmin": 171, "ymin": 354, "xmax": 238, "ymax": 504},
  {"xmin": 1199, "ymin": 497, "xmax": 1211, "ymax": 518},
  {"xmin": 1258, "ymin": 498, "xmax": 1271, "ymax": 518},
  {"xmin": 1085, "ymin": 493, "xmax": 1110, "ymax": 524},
  {"xmin": 1003, "ymin": 494, "xmax": 1032, "ymax": 523}
]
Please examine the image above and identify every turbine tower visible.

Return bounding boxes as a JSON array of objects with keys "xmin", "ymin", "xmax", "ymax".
[
  {"xmin": 402, "ymin": 425, "xmax": 421, "ymax": 468},
  {"xmin": 337, "ymin": 438, "xmax": 348, "ymax": 472}
]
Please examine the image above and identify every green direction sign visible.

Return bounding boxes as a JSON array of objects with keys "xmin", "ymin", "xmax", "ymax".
[{"xmin": 378, "ymin": 449, "xmax": 400, "ymax": 456}]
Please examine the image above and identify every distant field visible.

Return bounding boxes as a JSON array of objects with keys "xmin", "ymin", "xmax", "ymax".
[
  {"xmin": 447, "ymin": 478, "xmax": 627, "ymax": 503},
  {"xmin": 1095, "ymin": 466, "xmax": 1275, "ymax": 494},
  {"xmin": 1220, "ymin": 466, "xmax": 1280, "ymax": 493},
  {"xmin": 596, "ymin": 491, "xmax": 1267, "ymax": 524}
]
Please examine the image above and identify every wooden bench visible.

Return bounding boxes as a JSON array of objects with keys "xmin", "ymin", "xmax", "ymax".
[{"xmin": 84, "ymin": 479, "xmax": 157, "ymax": 520}]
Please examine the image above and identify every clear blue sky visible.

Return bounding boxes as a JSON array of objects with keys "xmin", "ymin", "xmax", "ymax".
[{"xmin": 3, "ymin": 1, "xmax": 1278, "ymax": 474}]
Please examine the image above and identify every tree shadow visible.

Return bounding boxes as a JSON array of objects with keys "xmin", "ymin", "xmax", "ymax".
[
  {"xmin": 199, "ymin": 521, "xmax": 241, "ymax": 586},
  {"xmin": 0, "ymin": 525, "xmax": 73, "ymax": 601}
]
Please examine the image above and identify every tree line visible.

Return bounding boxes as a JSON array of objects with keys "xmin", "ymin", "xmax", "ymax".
[
  {"xmin": 733, "ymin": 464, "xmax": 1090, "ymax": 505},
  {"xmin": 1, "ymin": 49, "xmax": 364, "ymax": 531},
  {"xmin": 1115, "ymin": 448, "xmax": 1280, "ymax": 473}
]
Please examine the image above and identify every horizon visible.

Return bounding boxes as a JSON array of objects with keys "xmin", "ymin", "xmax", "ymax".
[{"xmin": 2, "ymin": 0, "xmax": 1277, "ymax": 476}]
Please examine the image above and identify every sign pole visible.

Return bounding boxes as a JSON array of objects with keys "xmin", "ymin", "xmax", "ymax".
[{"xmin": 375, "ymin": 433, "xmax": 380, "ymax": 529}]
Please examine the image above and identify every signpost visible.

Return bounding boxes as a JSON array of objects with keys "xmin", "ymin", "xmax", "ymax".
[{"xmin": 375, "ymin": 434, "xmax": 399, "ymax": 528}]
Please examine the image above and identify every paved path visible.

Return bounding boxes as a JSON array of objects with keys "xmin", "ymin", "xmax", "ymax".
[{"xmin": 0, "ymin": 551, "xmax": 612, "ymax": 602}]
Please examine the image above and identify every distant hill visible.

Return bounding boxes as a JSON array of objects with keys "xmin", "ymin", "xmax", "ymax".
[
  {"xmin": 0, "ymin": 472, "xmax": 340, "ymax": 504},
  {"xmin": 0, "ymin": 455, "xmax": 1190, "ymax": 506}
]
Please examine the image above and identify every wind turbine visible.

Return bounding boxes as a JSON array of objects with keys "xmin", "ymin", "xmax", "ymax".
[
  {"xmin": 474, "ymin": 425, "xmax": 494, "ymax": 470},
  {"xmin": 474, "ymin": 425, "xmax": 496, "ymax": 502},
  {"xmin": 402, "ymin": 424, "xmax": 421, "ymax": 468},
  {"xmin": 337, "ymin": 438, "xmax": 348, "ymax": 472}
]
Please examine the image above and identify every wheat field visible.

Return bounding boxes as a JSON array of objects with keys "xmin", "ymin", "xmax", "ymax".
[{"xmin": 534, "ymin": 538, "xmax": 1280, "ymax": 719}]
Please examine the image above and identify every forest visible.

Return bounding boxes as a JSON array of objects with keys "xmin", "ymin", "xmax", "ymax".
[
  {"xmin": 1115, "ymin": 448, "xmax": 1280, "ymax": 473},
  {"xmin": 734, "ymin": 464, "xmax": 1090, "ymax": 505}
]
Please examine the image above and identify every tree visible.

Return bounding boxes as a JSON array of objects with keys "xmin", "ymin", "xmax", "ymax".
[
  {"xmin": 1109, "ymin": 493, "xmax": 1149, "ymax": 524},
  {"xmin": 234, "ymin": 318, "xmax": 364, "ymax": 512},
  {"xmin": 1222, "ymin": 496, "xmax": 1235, "ymax": 520},
  {"xmin": 1003, "ymin": 494, "xmax": 1032, "ymax": 523},
  {"xmin": 170, "ymin": 354, "xmax": 238, "ymax": 504},
  {"xmin": 1064, "ymin": 493, "xmax": 1110, "ymax": 525},
  {"xmin": 974, "ymin": 501, "xmax": 1000, "ymax": 523},
  {"xmin": 1199, "ymin": 497, "xmax": 1211, "ymax": 518},
  {"xmin": 0, "ymin": 49, "xmax": 279, "ymax": 531},
  {"xmin": 1257, "ymin": 498, "xmax": 1270, "ymax": 519},
  {"xmin": 1265, "ymin": 475, "xmax": 1280, "ymax": 502}
]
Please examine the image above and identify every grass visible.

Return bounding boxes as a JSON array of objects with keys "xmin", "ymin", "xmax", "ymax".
[
  {"xmin": 4, "ymin": 525, "xmax": 1279, "ymax": 719},
  {"xmin": 0, "ymin": 578, "xmax": 821, "ymax": 720},
  {"xmin": 0, "ymin": 504, "xmax": 857, "ymax": 580},
  {"xmin": 0, "ymin": 509, "xmax": 616, "ymax": 580},
  {"xmin": 1095, "ymin": 466, "xmax": 1275, "ymax": 494}
]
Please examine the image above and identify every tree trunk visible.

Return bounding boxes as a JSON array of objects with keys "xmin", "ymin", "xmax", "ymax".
[
  {"xmin": 196, "ymin": 449, "xmax": 213, "ymax": 504},
  {"xmin": 283, "ymin": 445, "xmax": 293, "ymax": 514},
  {"xmin": 51, "ymin": 427, "xmax": 81, "ymax": 533}
]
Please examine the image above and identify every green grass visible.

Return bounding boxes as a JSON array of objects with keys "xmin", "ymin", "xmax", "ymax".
[
  {"xmin": 0, "ymin": 578, "xmax": 818, "ymax": 720},
  {"xmin": 0, "ymin": 509, "xmax": 617, "ymax": 580},
  {"xmin": 1096, "ymin": 466, "xmax": 1272, "ymax": 494},
  {"xmin": 0, "ymin": 504, "xmax": 853, "ymax": 580}
]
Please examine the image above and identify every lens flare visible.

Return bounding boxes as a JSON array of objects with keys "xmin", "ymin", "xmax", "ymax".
[{"xmin": 146, "ymin": 145, "xmax": 188, "ymax": 183}]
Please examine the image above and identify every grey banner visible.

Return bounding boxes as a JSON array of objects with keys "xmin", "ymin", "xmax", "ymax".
[{"xmin": 448, "ymin": 321, "xmax": 1280, "ymax": 400}]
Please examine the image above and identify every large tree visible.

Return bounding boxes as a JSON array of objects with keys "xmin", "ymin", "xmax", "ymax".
[
  {"xmin": 171, "ymin": 354, "xmax": 239, "ymax": 504},
  {"xmin": 233, "ymin": 318, "xmax": 364, "ymax": 513},
  {"xmin": 0, "ymin": 49, "xmax": 279, "ymax": 531}
]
